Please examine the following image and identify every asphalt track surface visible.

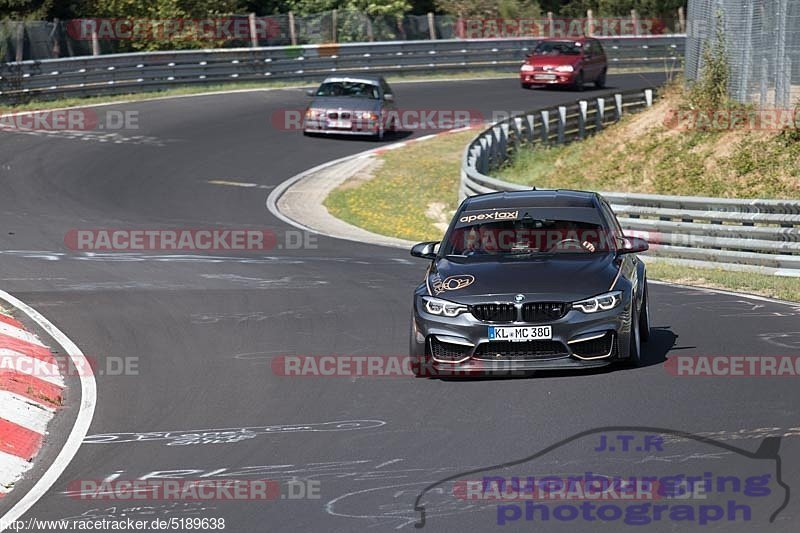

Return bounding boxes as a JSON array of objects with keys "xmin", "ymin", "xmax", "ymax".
[{"xmin": 1, "ymin": 73, "xmax": 800, "ymax": 532}]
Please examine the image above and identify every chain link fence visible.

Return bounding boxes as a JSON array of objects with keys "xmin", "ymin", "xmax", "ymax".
[
  {"xmin": 2, "ymin": 10, "xmax": 686, "ymax": 62},
  {"xmin": 685, "ymin": 0, "xmax": 800, "ymax": 106}
]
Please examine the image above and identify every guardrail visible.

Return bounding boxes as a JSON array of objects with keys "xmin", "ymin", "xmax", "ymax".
[
  {"xmin": 0, "ymin": 35, "xmax": 684, "ymax": 102},
  {"xmin": 460, "ymin": 89, "xmax": 800, "ymax": 275}
]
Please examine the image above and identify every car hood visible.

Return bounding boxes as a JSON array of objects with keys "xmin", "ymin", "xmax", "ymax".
[
  {"xmin": 308, "ymin": 97, "xmax": 381, "ymax": 111},
  {"xmin": 525, "ymin": 55, "xmax": 581, "ymax": 67},
  {"xmin": 428, "ymin": 254, "xmax": 620, "ymax": 303}
]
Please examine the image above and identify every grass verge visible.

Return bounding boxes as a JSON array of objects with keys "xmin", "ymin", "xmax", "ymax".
[
  {"xmin": 645, "ymin": 262, "xmax": 800, "ymax": 303},
  {"xmin": 324, "ymin": 130, "xmax": 476, "ymax": 242}
]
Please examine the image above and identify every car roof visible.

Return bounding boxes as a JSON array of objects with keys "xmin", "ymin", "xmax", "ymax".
[
  {"xmin": 321, "ymin": 74, "xmax": 384, "ymax": 85},
  {"xmin": 462, "ymin": 189, "xmax": 601, "ymax": 210}
]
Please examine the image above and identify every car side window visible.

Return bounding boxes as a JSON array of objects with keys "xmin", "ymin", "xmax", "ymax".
[
  {"xmin": 583, "ymin": 42, "xmax": 593, "ymax": 56},
  {"xmin": 593, "ymin": 40, "xmax": 605, "ymax": 56},
  {"xmin": 380, "ymin": 79, "xmax": 393, "ymax": 98},
  {"xmin": 600, "ymin": 200, "xmax": 625, "ymax": 245}
]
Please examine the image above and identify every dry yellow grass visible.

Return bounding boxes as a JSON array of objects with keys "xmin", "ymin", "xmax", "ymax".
[{"xmin": 497, "ymin": 82, "xmax": 800, "ymax": 199}]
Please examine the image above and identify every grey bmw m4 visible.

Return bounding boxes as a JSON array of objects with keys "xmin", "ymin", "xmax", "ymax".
[{"xmin": 409, "ymin": 189, "xmax": 651, "ymax": 376}]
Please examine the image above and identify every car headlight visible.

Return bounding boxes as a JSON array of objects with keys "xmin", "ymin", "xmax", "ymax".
[
  {"xmin": 354, "ymin": 111, "xmax": 379, "ymax": 120},
  {"xmin": 572, "ymin": 291, "xmax": 622, "ymax": 313},
  {"xmin": 422, "ymin": 296, "xmax": 469, "ymax": 317},
  {"xmin": 520, "ymin": 64, "xmax": 534, "ymax": 72},
  {"xmin": 305, "ymin": 108, "xmax": 325, "ymax": 119},
  {"xmin": 554, "ymin": 65, "xmax": 575, "ymax": 72}
]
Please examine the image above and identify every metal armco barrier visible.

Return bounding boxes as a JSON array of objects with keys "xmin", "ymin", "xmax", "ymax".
[
  {"xmin": 0, "ymin": 35, "xmax": 683, "ymax": 102},
  {"xmin": 460, "ymin": 89, "xmax": 800, "ymax": 276}
]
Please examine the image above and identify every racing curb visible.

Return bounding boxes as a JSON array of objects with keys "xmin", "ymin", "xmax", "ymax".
[
  {"xmin": 0, "ymin": 311, "xmax": 63, "ymax": 498},
  {"xmin": 266, "ymin": 126, "xmax": 478, "ymax": 249},
  {"xmin": 0, "ymin": 290, "xmax": 95, "ymax": 529}
]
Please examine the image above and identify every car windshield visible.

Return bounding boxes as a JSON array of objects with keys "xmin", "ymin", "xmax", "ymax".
[
  {"xmin": 533, "ymin": 41, "xmax": 582, "ymax": 56},
  {"xmin": 442, "ymin": 218, "xmax": 614, "ymax": 258},
  {"xmin": 315, "ymin": 81, "xmax": 380, "ymax": 99}
]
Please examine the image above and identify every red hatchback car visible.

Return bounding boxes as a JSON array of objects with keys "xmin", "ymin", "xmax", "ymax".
[{"xmin": 520, "ymin": 37, "xmax": 607, "ymax": 90}]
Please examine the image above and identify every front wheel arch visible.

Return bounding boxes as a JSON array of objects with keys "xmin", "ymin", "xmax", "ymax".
[{"xmin": 639, "ymin": 281, "xmax": 651, "ymax": 343}]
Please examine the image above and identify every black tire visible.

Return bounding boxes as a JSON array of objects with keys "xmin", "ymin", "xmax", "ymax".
[
  {"xmin": 410, "ymin": 323, "xmax": 426, "ymax": 377},
  {"xmin": 521, "ymin": 82, "xmax": 533, "ymax": 90},
  {"xmin": 639, "ymin": 284, "xmax": 651, "ymax": 343},
  {"xmin": 595, "ymin": 69, "xmax": 607, "ymax": 89},
  {"xmin": 627, "ymin": 306, "xmax": 642, "ymax": 367},
  {"xmin": 573, "ymin": 71, "xmax": 585, "ymax": 91}
]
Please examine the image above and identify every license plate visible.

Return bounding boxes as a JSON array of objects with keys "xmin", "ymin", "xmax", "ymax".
[
  {"xmin": 488, "ymin": 326, "xmax": 552, "ymax": 342},
  {"xmin": 328, "ymin": 120, "xmax": 351, "ymax": 129},
  {"xmin": 534, "ymin": 74, "xmax": 556, "ymax": 80}
]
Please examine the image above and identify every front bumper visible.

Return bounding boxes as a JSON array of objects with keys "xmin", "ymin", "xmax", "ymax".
[
  {"xmin": 411, "ymin": 298, "xmax": 633, "ymax": 375},
  {"xmin": 520, "ymin": 71, "xmax": 577, "ymax": 86},
  {"xmin": 303, "ymin": 118, "xmax": 381, "ymax": 136},
  {"xmin": 303, "ymin": 126, "xmax": 379, "ymax": 136}
]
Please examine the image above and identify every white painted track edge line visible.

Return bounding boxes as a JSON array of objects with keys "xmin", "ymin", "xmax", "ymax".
[
  {"xmin": 0, "ymin": 289, "xmax": 96, "ymax": 531},
  {"xmin": 267, "ymin": 144, "xmax": 401, "ymax": 237},
  {"xmin": 648, "ymin": 280, "xmax": 800, "ymax": 307}
]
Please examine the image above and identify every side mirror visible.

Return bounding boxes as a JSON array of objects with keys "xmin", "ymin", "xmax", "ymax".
[
  {"xmin": 411, "ymin": 241, "xmax": 439, "ymax": 260},
  {"xmin": 305, "ymin": 89, "xmax": 315, "ymax": 97},
  {"xmin": 384, "ymin": 93, "xmax": 394, "ymax": 102},
  {"xmin": 618, "ymin": 236, "xmax": 649, "ymax": 254}
]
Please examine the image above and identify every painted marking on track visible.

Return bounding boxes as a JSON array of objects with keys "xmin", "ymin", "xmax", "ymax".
[
  {"xmin": 58, "ymin": 502, "xmax": 216, "ymax": 522},
  {"xmin": 207, "ymin": 179, "xmax": 274, "ymax": 190},
  {"xmin": 375, "ymin": 458, "xmax": 403, "ymax": 469},
  {"xmin": 758, "ymin": 332, "xmax": 800, "ymax": 350},
  {"xmin": 84, "ymin": 420, "xmax": 387, "ymax": 446}
]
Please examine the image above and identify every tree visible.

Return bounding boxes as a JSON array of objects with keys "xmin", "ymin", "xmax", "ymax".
[
  {"xmin": 434, "ymin": 0, "xmax": 539, "ymax": 18},
  {"xmin": 433, "ymin": 0, "xmax": 501, "ymax": 18},
  {"xmin": 0, "ymin": 0, "xmax": 54, "ymax": 19},
  {"xmin": 557, "ymin": 1, "xmax": 686, "ymax": 17},
  {"xmin": 286, "ymin": 0, "xmax": 410, "ymax": 17}
]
